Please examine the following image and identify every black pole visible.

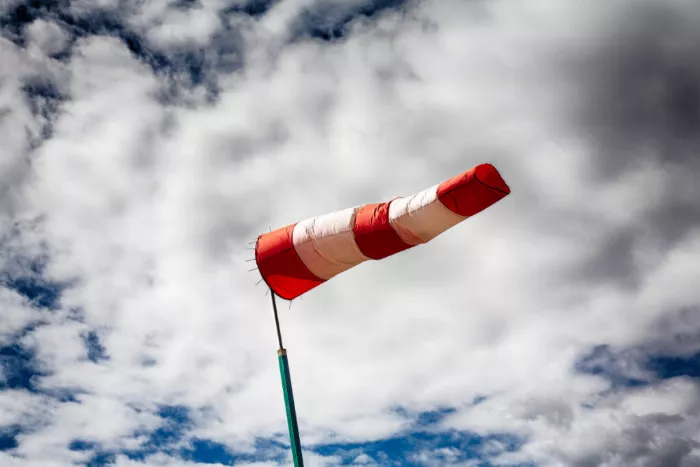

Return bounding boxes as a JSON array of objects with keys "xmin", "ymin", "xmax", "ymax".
[{"xmin": 271, "ymin": 291, "xmax": 284, "ymax": 350}]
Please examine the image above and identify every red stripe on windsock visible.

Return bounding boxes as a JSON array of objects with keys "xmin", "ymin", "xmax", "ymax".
[
  {"xmin": 437, "ymin": 163, "xmax": 511, "ymax": 217},
  {"xmin": 353, "ymin": 202, "xmax": 412, "ymax": 260},
  {"xmin": 255, "ymin": 224, "xmax": 325, "ymax": 300}
]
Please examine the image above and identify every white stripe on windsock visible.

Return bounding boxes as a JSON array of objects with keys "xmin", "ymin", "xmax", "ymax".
[
  {"xmin": 292, "ymin": 207, "xmax": 370, "ymax": 281},
  {"xmin": 389, "ymin": 184, "xmax": 466, "ymax": 245}
]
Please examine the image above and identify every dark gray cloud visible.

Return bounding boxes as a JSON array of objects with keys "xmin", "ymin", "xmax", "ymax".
[
  {"xmin": 565, "ymin": 413, "xmax": 700, "ymax": 467},
  {"xmin": 571, "ymin": 1, "xmax": 700, "ymax": 177},
  {"xmin": 552, "ymin": 1, "xmax": 700, "ymax": 293},
  {"xmin": 645, "ymin": 307, "xmax": 700, "ymax": 357},
  {"xmin": 573, "ymin": 228, "xmax": 641, "ymax": 289}
]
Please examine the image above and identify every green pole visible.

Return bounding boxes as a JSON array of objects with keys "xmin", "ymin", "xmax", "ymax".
[
  {"xmin": 278, "ymin": 348, "xmax": 304, "ymax": 466},
  {"xmin": 271, "ymin": 292, "xmax": 304, "ymax": 467}
]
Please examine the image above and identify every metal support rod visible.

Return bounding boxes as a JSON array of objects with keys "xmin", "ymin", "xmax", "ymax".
[
  {"xmin": 271, "ymin": 291, "xmax": 304, "ymax": 467},
  {"xmin": 271, "ymin": 289, "xmax": 284, "ymax": 350}
]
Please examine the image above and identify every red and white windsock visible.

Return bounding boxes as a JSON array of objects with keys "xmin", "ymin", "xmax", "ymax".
[{"xmin": 255, "ymin": 163, "xmax": 510, "ymax": 300}]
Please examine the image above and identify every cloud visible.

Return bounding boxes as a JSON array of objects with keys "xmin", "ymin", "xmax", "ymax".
[
  {"xmin": 442, "ymin": 376, "xmax": 700, "ymax": 464},
  {"xmin": 566, "ymin": 0, "xmax": 700, "ymax": 175},
  {"xmin": 1, "ymin": 0, "xmax": 700, "ymax": 466},
  {"xmin": 25, "ymin": 19, "xmax": 71, "ymax": 56}
]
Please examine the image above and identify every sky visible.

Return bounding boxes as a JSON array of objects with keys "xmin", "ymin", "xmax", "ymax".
[{"xmin": 1, "ymin": 0, "xmax": 700, "ymax": 466}]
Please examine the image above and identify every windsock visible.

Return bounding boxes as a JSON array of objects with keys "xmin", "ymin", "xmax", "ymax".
[{"xmin": 255, "ymin": 163, "xmax": 510, "ymax": 300}]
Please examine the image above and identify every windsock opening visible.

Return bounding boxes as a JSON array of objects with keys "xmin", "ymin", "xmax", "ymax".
[
  {"xmin": 475, "ymin": 163, "xmax": 511, "ymax": 195},
  {"xmin": 436, "ymin": 163, "xmax": 510, "ymax": 217}
]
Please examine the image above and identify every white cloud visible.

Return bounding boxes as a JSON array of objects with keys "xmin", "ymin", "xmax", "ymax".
[
  {"xmin": 0, "ymin": 288, "xmax": 42, "ymax": 343},
  {"xmin": 2, "ymin": 0, "xmax": 700, "ymax": 466},
  {"xmin": 444, "ymin": 377, "xmax": 700, "ymax": 466},
  {"xmin": 25, "ymin": 19, "xmax": 71, "ymax": 57},
  {"xmin": 15, "ymin": 393, "xmax": 161, "ymax": 461},
  {"xmin": 0, "ymin": 390, "xmax": 47, "ymax": 428},
  {"xmin": 351, "ymin": 453, "xmax": 376, "ymax": 465},
  {"xmin": 411, "ymin": 446, "xmax": 465, "ymax": 466},
  {"xmin": 146, "ymin": 7, "xmax": 222, "ymax": 48}
]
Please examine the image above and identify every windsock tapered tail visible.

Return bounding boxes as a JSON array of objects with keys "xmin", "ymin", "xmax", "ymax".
[{"xmin": 255, "ymin": 163, "xmax": 510, "ymax": 300}]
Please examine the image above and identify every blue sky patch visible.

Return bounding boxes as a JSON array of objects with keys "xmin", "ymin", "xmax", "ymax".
[
  {"xmin": 0, "ymin": 340, "xmax": 46, "ymax": 392},
  {"xmin": 647, "ymin": 351, "xmax": 700, "ymax": 379},
  {"xmin": 313, "ymin": 430, "xmax": 528, "ymax": 466},
  {"xmin": 0, "ymin": 425, "xmax": 21, "ymax": 451},
  {"xmin": 292, "ymin": 0, "xmax": 408, "ymax": 42},
  {"xmin": 575, "ymin": 343, "xmax": 700, "ymax": 392},
  {"xmin": 575, "ymin": 344, "xmax": 650, "ymax": 388},
  {"xmin": 81, "ymin": 330, "xmax": 109, "ymax": 363},
  {"xmin": 4, "ymin": 275, "xmax": 62, "ymax": 311},
  {"xmin": 222, "ymin": 0, "xmax": 280, "ymax": 18}
]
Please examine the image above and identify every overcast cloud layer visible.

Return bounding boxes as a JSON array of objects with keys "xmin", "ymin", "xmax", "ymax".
[{"xmin": 1, "ymin": 0, "xmax": 700, "ymax": 466}]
